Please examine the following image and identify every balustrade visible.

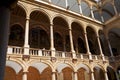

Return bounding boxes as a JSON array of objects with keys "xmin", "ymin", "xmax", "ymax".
[{"xmin": 7, "ymin": 46, "xmax": 108, "ymax": 61}]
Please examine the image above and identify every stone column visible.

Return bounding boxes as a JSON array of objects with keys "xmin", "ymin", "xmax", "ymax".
[
  {"xmin": 91, "ymin": 71, "xmax": 95, "ymax": 80},
  {"xmin": 84, "ymin": 31, "xmax": 92, "ymax": 59},
  {"xmin": 50, "ymin": 21, "xmax": 55, "ymax": 57},
  {"xmin": 96, "ymin": 34, "xmax": 105, "ymax": 60},
  {"xmin": 23, "ymin": 72, "xmax": 27, "ymax": 80},
  {"xmin": 74, "ymin": 72, "xmax": 78, "ymax": 80},
  {"xmin": 105, "ymin": 71, "xmax": 109, "ymax": 80},
  {"xmin": 52, "ymin": 72, "xmax": 56, "ymax": 80},
  {"xmin": 107, "ymin": 38, "xmax": 113, "ymax": 57},
  {"xmin": 0, "ymin": 0, "xmax": 18, "ymax": 80},
  {"xmin": 69, "ymin": 28, "xmax": 76, "ymax": 58},
  {"xmin": 24, "ymin": 16, "xmax": 30, "ymax": 55}
]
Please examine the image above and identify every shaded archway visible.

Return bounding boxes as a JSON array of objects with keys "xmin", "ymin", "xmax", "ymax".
[
  {"xmin": 99, "ymin": 30, "xmax": 110, "ymax": 56},
  {"xmin": 62, "ymin": 67, "xmax": 73, "ymax": 80},
  {"xmin": 28, "ymin": 66, "xmax": 40, "ymax": 80},
  {"xmin": 4, "ymin": 66, "xmax": 16, "ymax": 80},
  {"xmin": 77, "ymin": 68, "xmax": 90, "ymax": 80},
  {"xmin": 94, "ymin": 66, "xmax": 105, "ymax": 80},
  {"xmin": 40, "ymin": 67, "xmax": 52, "ymax": 80},
  {"xmin": 9, "ymin": 24, "xmax": 24, "ymax": 47},
  {"xmin": 53, "ymin": 16, "xmax": 69, "ymax": 51},
  {"xmin": 108, "ymin": 28, "xmax": 120, "ymax": 56},
  {"xmin": 71, "ymin": 22, "xmax": 86, "ymax": 54},
  {"xmin": 29, "ymin": 27, "xmax": 50, "ymax": 49},
  {"xmin": 86, "ymin": 27, "xmax": 99, "ymax": 55},
  {"xmin": 107, "ymin": 67, "xmax": 117, "ymax": 80}
]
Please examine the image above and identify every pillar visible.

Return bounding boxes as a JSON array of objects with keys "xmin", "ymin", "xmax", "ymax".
[
  {"xmin": 65, "ymin": 0, "xmax": 68, "ymax": 9},
  {"xmin": 84, "ymin": 30, "xmax": 92, "ymax": 59},
  {"xmin": 52, "ymin": 72, "xmax": 56, "ymax": 80},
  {"xmin": 69, "ymin": 28, "xmax": 76, "ymax": 58},
  {"xmin": 23, "ymin": 72, "xmax": 27, "ymax": 80},
  {"xmin": 91, "ymin": 71, "xmax": 95, "ymax": 80},
  {"xmin": 24, "ymin": 16, "xmax": 30, "ymax": 55},
  {"xmin": 107, "ymin": 38, "xmax": 114, "ymax": 57},
  {"xmin": 0, "ymin": 0, "xmax": 18, "ymax": 79},
  {"xmin": 96, "ymin": 34, "xmax": 105, "ymax": 60},
  {"xmin": 74, "ymin": 72, "xmax": 78, "ymax": 80},
  {"xmin": 50, "ymin": 21, "xmax": 55, "ymax": 57},
  {"xmin": 105, "ymin": 71, "xmax": 109, "ymax": 80}
]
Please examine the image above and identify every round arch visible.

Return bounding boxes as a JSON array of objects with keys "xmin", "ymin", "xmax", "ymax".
[
  {"xmin": 52, "ymin": 14, "xmax": 69, "ymax": 27},
  {"xmin": 55, "ymin": 62, "xmax": 75, "ymax": 73},
  {"xmin": 17, "ymin": 2, "xmax": 28, "ymax": 16},
  {"xmin": 28, "ymin": 60, "xmax": 54, "ymax": 72},
  {"xmin": 29, "ymin": 8, "xmax": 51, "ymax": 22},
  {"xmin": 6, "ymin": 60, "xmax": 24, "ymax": 74},
  {"xmin": 76, "ymin": 63, "xmax": 91, "ymax": 73}
]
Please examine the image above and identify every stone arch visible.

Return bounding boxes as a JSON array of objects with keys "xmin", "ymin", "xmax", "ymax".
[
  {"xmin": 86, "ymin": 26, "xmax": 100, "ymax": 55},
  {"xmin": 28, "ymin": 60, "xmax": 54, "ymax": 72},
  {"xmin": 6, "ymin": 60, "xmax": 24, "ymax": 74},
  {"xmin": 17, "ymin": 2, "xmax": 28, "ymax": 15},
  {"xmin": 55, "ymin": 62, "xmax": 75, "ymax": 73},
  {"xmin": 4, "ymin": 66, "xmax": 16, "ymax": 80},
  {"xmin": 52, "ymin": 14, "xmax": 69, "ymax": 27},
  {"xmin": 93, "ymin": 64, "xmax": 106, "ymax": 80},
  {"xmin": 29, "ymin": 8, "xmax": 51, "ymax": 21},
  {"xmin": 71, "ymin": 19, "xmax": 85, "ymax": 30},
  {"xmin": 108, "ymin": 28, "xmax": 120, "ymax": 56},
  {"xmin": 28, "ymin": 61, "xmax": 53, "ymax": 80},
  {"xmin": 76, "ymin": 63, "xmax": 91, "ymax": 73},
  {"xmin": 55, "ymin": 62, "xmax": 75, "ymax": 80},
  {"xmin": 107, "ymin": 66, "xmax": 117, "ymax": 80}
]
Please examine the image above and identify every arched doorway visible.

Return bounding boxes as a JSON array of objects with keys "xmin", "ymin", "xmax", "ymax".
[{"xmin": 94, "ymin": 66, "xmax": 105, "ymax": 80}]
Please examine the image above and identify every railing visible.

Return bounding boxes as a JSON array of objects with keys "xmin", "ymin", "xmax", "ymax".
[
  {"xmin": 7, "ymin": 46, "xmax": 109, "ymax": 61},
  {"xmin": 7, "ymin": 46, "xmax": 23, "ymax": 54}
]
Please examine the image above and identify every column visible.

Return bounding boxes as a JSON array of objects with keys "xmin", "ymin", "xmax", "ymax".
[
  {"xmin": 96, "ymin": 34, "xmax": 105, "ymax": 60},
  {"xmin": 84, "ymin": 31, "xmax": 92, "ymax": 59},
  {"xmin": 69, "ymin": 28, "xmax": 76, "ymax": 58},
  {"xmin": 23, "ymin": 72, "xmax": 27, "ymax": 80},
  {"xmin": 105, "ymin": 71, "xmax": 109, "ymax": 80},
  {"xmin": 50, "ymin": 21, "xmax": 55, "ymax": 57},
  {"xmin": 0, "ymin": 0, "xmax": 18, "ymax": 79},
  {"xmin": 107, "ymin": 38, "xmax": 113, "ymax": 57},
  {"xmin": 24, "ymin": 16, "xmax": 30, "ymax": 55},
  {"xmin": 69, "ymin": 28, "xmax": 74, "ymax": 52},
  {"xmin": 52, "ymin": 72, "xmax": 56, "ymax": 80},
  {"xmin": 74, "ymin": 72, "xmax": 78, "ymax": 80},
  {"xmin": 90, "ymin": 6, "xmax": 95, "ymax": 19},
  {"xmin": 91, "ymin": 71, "xmax": 95, "ymax": 80}
]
